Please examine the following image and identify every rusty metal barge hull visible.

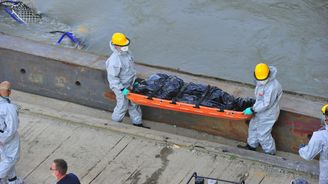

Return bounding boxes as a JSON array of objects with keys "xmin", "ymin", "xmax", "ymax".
[{"xmin": 0, "ymin": 33, "xmax": 325, "ymax": 153}]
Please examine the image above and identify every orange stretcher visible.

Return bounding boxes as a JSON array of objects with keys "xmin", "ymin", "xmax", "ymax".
[{"xmin": 127, "ymin": 92, "xmax": 252, "ymax": 121}]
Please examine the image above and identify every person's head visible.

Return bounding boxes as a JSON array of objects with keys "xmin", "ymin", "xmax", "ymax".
[
  {"xmin": 321, "ymin": 104, "xmax": 328, "ymax": 126},
  {"xmin": 254, "ymin": 63, "xmax": 270, "ymax": 85},
  {"xmin": 111, "ymin": 32, "xmax": 130, "ymax": 52},
  {"xmin": 0, "ymin": 81, "xmax": 11, "ymax": 97},
  {"xmin": 50, "ymin": 159, "xmax": 68, "ymax": 180},
  {"xmin": 290, "ymin": 178, "xmax": 309, "ymax": 184}
]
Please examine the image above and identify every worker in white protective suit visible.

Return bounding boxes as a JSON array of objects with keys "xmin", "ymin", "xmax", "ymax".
[
  {"xmin": 238, "ymin": 63, "xmax": 282, "ymax": 155},
  {"xmin": 105, "ymin": 32, "xmax": 147, "ymax": 128},
  {"xmin": 0, "ymin": 81, "xmax": 24, "ymax": 184},
  {"xmin": 299, "ymin": 104, "xmax": 328, "ymax": 184}
]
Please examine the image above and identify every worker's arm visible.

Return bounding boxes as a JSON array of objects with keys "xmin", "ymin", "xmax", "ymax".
[
  {"xmin": 0, "ymin": 104, "xmax": 19, "ymax": 144},
  {"xmin": 299, "ymin": 132, "xmax": 323, "ymax": 160},
  {"xmin": 106, "ymin": 56, "xmax": 124, "ymax": 91}
]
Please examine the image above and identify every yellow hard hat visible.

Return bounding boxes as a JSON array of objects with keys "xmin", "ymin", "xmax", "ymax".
[
  {"xmin": 111, "ymin": 32, "xmax": 130, "ymax": 47},
  {"xmin": 322, "ymin": 104, "xmax": 328, "ymax": 115},
  {"xmin": 254, "ymin": 63, "xmax": 270, "ymax": 80}
]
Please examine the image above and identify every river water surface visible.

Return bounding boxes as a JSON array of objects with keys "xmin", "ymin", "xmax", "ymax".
[{"xmin": 1, "ymin": 0, "xmax": 327, "ymax": 98}]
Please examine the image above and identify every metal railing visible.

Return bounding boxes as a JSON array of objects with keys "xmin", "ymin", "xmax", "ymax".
[{"xmin": 186, "ymin": 172, "xmax": 245, "ymax": 184}]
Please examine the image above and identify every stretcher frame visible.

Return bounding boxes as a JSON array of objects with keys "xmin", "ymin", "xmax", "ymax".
[{"xmin": 128, "ymin": 92, "xmax": 251, "ymax": 121}]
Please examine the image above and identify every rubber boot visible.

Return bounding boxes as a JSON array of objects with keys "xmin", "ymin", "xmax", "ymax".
[
  {"xmin": 237, "ymin": 144, "xmax": 256, "ymax": 151},
  {"xmin": 264, "ymin": 151, "xmax": 276, "ymax": 156},
  {"xmin": 133, "ymin": 123, "xmax": 150, "ymax": 129},
  {"xmin": 8, "ymin": 177, "xmax": 24, "ymax": 184}
]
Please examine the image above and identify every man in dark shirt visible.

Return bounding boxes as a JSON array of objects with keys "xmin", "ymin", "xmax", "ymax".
[{"xmin": 50, "ymin": 159, "xmax": 80, "ymax": 184}]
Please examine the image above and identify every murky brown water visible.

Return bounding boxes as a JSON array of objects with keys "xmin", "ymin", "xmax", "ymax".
[{"xmin": 1, "ymin": 0, "xmax": 327, "ymax": 98}]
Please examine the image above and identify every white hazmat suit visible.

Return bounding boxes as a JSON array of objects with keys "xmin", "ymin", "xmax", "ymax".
[
  {"xmin": 105, "ymin": 42, "xmax": 142, "ymax": 124},
  {"xmin": 0, "ymin": 97, "xmax": 21, "ymax": 183},
  {"xmin": 299, "ymin": 121, "xmax": 328, "ymax": 184},
  {"xmin": 247, "ymin": 66, "xmax": 283, "ymax": 154}
]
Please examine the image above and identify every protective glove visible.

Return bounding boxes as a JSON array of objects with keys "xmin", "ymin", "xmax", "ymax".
[
  {"xmin": 133, "ymin": 82, "xmax": 139, "ymax": 87},
  {"xmin": 122, "ymin": 88, "xmax": 130, "ymax": 96},
  {"xmin": 299, "ymin": 143, "xmax": 307, "ymax": 149},
  {"xmin": 243, "ymin": 107, "xmax": 253, "ymax": 115}
]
